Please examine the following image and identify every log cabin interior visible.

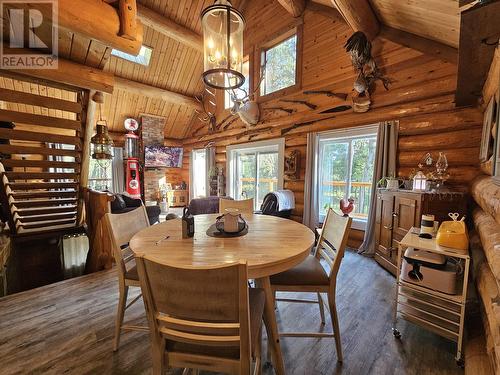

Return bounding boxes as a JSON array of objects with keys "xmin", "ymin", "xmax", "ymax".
[{"xmin": 0, "ymin": 0, "xmax": 500, "ymax": 374}]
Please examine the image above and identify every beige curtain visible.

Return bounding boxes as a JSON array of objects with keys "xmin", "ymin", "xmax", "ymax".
[
  {"xmin": 207, "ymin": 146, "xmax": 216, "ymax": 196},
  {"xmin": 111, "ymin": 147, "xmax": 125, "ymax": 193},
  {"xmin": 358, "ymin": 121, "xmax": 399, "ymax": 256},
  {"xmin": 303, "ymin": 132, "xmax": 319, "ymax": 229}
]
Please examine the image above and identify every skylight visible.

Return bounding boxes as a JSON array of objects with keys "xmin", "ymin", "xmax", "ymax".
[{"xmin": 111, "ymin": 45, "xmax": 153, "ymax": 66}]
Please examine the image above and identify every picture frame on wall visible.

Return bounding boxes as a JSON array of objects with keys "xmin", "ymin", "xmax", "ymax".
[{"xmin": 480, "ymin": 95, "xmax": 496, "ymax": 162}]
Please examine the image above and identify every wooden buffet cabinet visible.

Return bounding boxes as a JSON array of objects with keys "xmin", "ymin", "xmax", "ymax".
[
  {"xmin": 167, "ymin": 190, "xmax": 189, "ymax": 207},
  {"xmin": 374, "ymin": 189, "xmax": 467, "ymax": 275}
]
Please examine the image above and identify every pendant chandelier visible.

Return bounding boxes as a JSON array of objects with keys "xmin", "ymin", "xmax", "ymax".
[
  {"xmin": 201, "ymin": 0, "xmax": 245, "ymax": 90},
  {"xmin": 91, "ymin": 92, "xmax": 113, "ymax": 168}
]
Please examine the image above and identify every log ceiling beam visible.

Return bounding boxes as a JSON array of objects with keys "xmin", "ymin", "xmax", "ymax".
[
  {"xmin": 114, "ymin": 77, "xmax": 202, "ymax": 110},
  {"xmin": 276, "ymin": 0, "xmax": 306, "ymax": 17},
  {"xmin": 1, "ymin": 51, "xmax": 200, "ymax": 110},
  {"xmin": 379, "ymin": 26, "xmax": 458, "ymax": 65},
  {"xmin": 137, "ymin": 3, "xmax": 203, "ymax": 53},
  {"xmin": 482, "ymin": 46, "xmax": 500, "ymax": 107},
  {"xmin": 44, "ymin": 0, "xmax": 142, "ymax": 55},
  {"xmin": 330, "ymin": 0, "xmax": 380, "ymax": 40},
  {"xmin": 0, "ymin": 49, "xmax": 115, "ymax": 93},
  {"xmin": 306, "ymin": 2, "xmax": 343, "ymax": 22}
]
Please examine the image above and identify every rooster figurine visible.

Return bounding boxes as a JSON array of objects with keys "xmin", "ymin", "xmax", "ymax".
[{"xmin": 340, "ymin": 197, "xmax": 355, "ymax": 217}]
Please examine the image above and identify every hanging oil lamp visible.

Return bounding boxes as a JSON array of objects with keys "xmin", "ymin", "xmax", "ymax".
[
  {"xmin": 91, "ymin": 92, "xmax": 113, "ymax": 168},
  {"xmin": 201, "ymin": 0, "xmax": 245, "ymax": 90}
]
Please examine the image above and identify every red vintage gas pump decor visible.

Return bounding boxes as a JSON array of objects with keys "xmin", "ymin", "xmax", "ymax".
[{"xmin": 124, "ymin": 118, "xmax": 141, "ymax": 198}]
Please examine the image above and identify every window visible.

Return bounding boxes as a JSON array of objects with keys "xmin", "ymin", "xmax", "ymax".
[
  {"xmin": 316, "ymin": 126, "xmax": 378, "ymax": 230},
  {"xmin": 225, "ymin": 59, "xmax": 250, "ymax": 109},
  {"xmin": 111, "ymin": 45, "xmax": 153, "ymax": 66},
  {"xmin": 227, "ymin": 139, "xmax": 285, "ymax": 211},
  {"xmin": 260, "ymin": 29, "xmax": 298, "ymax": 97},
  {"xmin": 191, "ymin": 149, "xmax": 208, "ymax": 198}
]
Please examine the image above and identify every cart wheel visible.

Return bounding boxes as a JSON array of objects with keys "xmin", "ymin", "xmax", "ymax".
[
  {"xmin": 456, "ymin": 357, "xmax": 464, "ymax": 368},
  {"xmin": 392, "ymin": 328, "xmax": 401, "ymax": 339}
]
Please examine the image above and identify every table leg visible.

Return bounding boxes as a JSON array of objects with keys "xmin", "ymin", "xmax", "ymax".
[{"xmin": 256, "ymin": 276, "xmax": 285, "ymax": 375}]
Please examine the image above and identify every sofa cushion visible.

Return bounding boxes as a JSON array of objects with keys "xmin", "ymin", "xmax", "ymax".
[
  {"xmin": 111, "ymin": 194, "xmax": 126, "ymax": 212},
  {"xmin": 188, "ymin": 196, "xmax": 233, "ymax": 215}
]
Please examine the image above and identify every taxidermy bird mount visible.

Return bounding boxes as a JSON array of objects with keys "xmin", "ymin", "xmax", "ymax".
[{"xmin": 344, "ymin": 31, "xmax": 391, "ymax": 113}]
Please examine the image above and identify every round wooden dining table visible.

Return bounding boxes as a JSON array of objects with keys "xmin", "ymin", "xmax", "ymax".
[{"xmin": 129, "ymin": 213, "xmax": 315, "ymax": 375}]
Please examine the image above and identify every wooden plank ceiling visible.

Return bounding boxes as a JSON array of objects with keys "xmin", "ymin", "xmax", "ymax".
[
  {"xmin": 100, "ymin": 0, "xmax": 217, "ymax": 138},
  {"xmin": 368, "ymin": 0, "xmax": 460, "ymax": 48}
]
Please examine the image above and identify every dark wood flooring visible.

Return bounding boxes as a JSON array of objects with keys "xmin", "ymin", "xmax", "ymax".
[{"xmin": 0, "ymin": 251, "xmax": 463, "ymax": 375}]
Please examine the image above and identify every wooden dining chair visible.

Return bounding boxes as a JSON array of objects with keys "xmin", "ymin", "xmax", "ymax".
[
  {"xmin": 269, "ymin": 208, "xmax": 352, "ymax": 362},
  {"xmin": 219, "ymin": 198, "xmax": 254, "ymax": 215},
  {"xmin": 136, "ymin": 258, "xmax": 265, "ymax": 375},
  {"xmin": 103, "ymin": 205, "xmax": 151, "ymax": 351}
]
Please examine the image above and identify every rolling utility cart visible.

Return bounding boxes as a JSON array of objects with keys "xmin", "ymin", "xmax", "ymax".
[{"xmin": 393, "ymin": 228, "xmax": 470, "ymax": 366}]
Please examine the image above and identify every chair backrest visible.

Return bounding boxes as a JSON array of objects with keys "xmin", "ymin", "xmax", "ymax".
[
  {"xmin": 316, "ymin": 209, "xmax": 352, "ymax": 287},
  {"xmin": 103, "ymin": 205, "xmax": 150, "ymax": 281},
  {"xmin": 219, "ymin": 198, "xmax": 254, "ymax": 215},
  {"xmin": 136, "ymin": 258, "xmax": 252, "ymax": 374}
]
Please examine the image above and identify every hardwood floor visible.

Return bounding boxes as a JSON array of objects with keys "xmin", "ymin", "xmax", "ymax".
[{"xmin": 0, "ymin": 250, "xmax": 463, "ymax": 375}]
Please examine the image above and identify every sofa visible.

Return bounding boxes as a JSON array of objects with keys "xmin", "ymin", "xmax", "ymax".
[
  {"xmin": 188, "ymin": 196, "xmax": 233, "ymax": 215},
  {"xmin": 110, "ymin": 193, "xmax": 161, "ymax": 225}
]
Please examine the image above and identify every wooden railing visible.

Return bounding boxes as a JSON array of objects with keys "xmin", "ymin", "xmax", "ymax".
[{"xmin": 321, "ymin": 181, "xmax": 372, "ymax": 217}]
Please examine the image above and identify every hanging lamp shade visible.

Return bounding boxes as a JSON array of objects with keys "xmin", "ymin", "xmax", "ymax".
[
  {"xmin": 91, "ymin": 121, "xmax": 114, "ymax": 161},
  {"xmin": 201, "ymin": 0, "xmax": 245, "ymax": 90}
]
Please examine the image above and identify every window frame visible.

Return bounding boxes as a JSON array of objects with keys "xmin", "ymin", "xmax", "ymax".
[
  {"xmin": 111, "ymin": 45, "xmax": 153, "ymax": 66},
  {"xmin": 315, "ymin": 125, "xmax": 379, "ymax": 231},
  {"xmin": 256, "ymin": 24, "xmax": 303, "ymax": 102},
  {"xmin": 189, "ymin": 148, "xmax": 210, "ymax": 200},
  {"xmin": 226, "ymin": 138, "xmax": 285, "ymax": 211}
]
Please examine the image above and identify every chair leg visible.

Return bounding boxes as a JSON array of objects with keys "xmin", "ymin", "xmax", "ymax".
[
  {"xmin": 151, "ymin": 338, "xmax": 166, "ymax": 375},
  {"xmin": 317, "ymin": 292, "xmax": 326, "ymax": 325},
  {"xmin": 113, "ymin": 285, "xmax": 129, "ymax": 351},
  {"xmin": 327, "ymin": 292, "xmax": 343, "ymax": 363},
  {"xmin": 253, "ymin": 325, "xmax": 262, "ymax": 375},
  {"xmin": 266, "ymin": 291, "xmax": 276, "ymax": 365}
]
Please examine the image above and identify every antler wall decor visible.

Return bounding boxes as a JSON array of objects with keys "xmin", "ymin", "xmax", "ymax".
[
  {"xmin": 195, "ymin": 87, "xmax": 217, "ymax": 133},
  {"xmin": 227, "ymin": 61, "xmax": 267, "ymax": 127}
]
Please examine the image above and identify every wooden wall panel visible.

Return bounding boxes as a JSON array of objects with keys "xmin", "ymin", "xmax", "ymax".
[{"xmin": 184, "ymin": 2, "xmax": 482, "ymax": 227}]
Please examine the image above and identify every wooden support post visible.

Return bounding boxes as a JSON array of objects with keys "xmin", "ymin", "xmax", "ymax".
[
  {"xmin": 78, "ymin": 90, "xmax": 97, "ymax": 226},
  {"xmin": 28, "ymin": 0, "xmax": 143, "ymax": 55},
  {"xmin": 456, "ymin": 1, "xmax": 500, "ymax": 106},
  {"xmin": 330, "ymin": 0, "xmax": 380, "ymax": 40},
  {"xmin": 118, "ymin": 0, "xmax": 138, "ymax": 41}
]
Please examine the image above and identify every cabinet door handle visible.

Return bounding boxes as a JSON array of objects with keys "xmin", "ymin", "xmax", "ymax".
[
  {"xmin": 383, "ymin": 225, "xmax": 393, "ymax": 230},
  {"xmin": 392, "ymin": 212, "xmax": 399, "ymax": 217}
]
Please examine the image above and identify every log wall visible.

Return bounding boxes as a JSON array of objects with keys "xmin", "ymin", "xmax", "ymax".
[{"xmin": 182, "ymin": 1, "xmax": 482, "ymax": 227}]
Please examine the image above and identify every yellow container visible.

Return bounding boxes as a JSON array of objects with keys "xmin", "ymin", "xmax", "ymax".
[{"xmin": 436, "ymin": 221, "xmax": 469, "ymax": 251}]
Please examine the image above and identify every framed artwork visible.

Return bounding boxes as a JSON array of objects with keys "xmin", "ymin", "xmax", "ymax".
[{"xmin": 480, "ymin": 96, "xmax": 496, "ymax": 162}]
